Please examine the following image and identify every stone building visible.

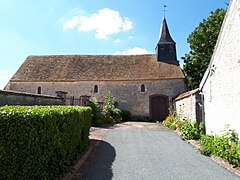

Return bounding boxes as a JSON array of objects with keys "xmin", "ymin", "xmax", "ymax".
[
  {"xmin": 174, "ymin": 88, "xmax": 200, "ymax": 123},
  {"xmin": 5, "ymin": 17, "xmax": 187, "ymax": 121},
  {"xmin": 199, "ymin": 0, "xmax": 240, "ymax": 135}
]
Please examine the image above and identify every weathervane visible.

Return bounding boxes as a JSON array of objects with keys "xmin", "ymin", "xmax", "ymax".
[{"xmin": 163, "ymin": 4, "xmax": 167, "ymax": 17}]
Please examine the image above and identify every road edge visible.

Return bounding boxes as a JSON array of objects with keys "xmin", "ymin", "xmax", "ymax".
[
  {"xmin": 61, "ymin": 144, "xmax": 94, "ymax": 180},
  {"xmin": 178, "ymin": 131, "xmax": 240, "ymax": 177},
  {"xmin": 61, "ymin": 126, "xmax": 108, "ymax": 180}
]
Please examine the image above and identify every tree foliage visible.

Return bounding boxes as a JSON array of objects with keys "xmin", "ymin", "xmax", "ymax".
[{"xmin": 183, "ymin": 8, "xmax": 226, "ymax": 90}]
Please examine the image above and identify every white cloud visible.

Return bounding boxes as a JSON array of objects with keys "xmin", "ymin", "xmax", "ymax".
[
  {"xmin": 63, "ymin": 16, "xmax": 79, "ymax": 30},
  {"xmin": 122, "ymin": 18, "xmax": 133, "ymax": 31},
  {"xmin": 114, "ymin": 38, "xmax": 121, "ymax": 44},
  {"xmin": 0, "ymin": 70, "xmax": 12, "ymax": 90},
  {"xmin": 114, "ymin": 47, "xmax": 149, "ymax": 55},
  {"xmin": 128, "ymin": 36, "xmax": 133, "ymax": 39},
  {"xmin": 63, "ymin": 8, "xmax": 133, "ymax": 39}
]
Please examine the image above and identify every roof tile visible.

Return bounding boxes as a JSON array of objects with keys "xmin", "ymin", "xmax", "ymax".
[{"xmin": 11, "ymin": 54, "xmax": 185, "ymax": 82}]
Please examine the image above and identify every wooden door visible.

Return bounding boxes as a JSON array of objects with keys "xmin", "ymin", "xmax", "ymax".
[{"xmin": 150, "ymin": 95, "xmax": 169, "ymax": 121}]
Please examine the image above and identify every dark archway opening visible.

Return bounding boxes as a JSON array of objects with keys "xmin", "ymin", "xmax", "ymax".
[{"xmin": 149, "ymin": 95, "xmax": 169, "ymax": 122}]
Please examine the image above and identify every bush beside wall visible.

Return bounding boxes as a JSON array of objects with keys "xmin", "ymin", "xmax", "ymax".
[
  {"xmin": 163, "ymin": 112, "xmax": 240, "ymax": 168},
  {"xmin": 90, "ymin": 91, "xmax": 125, "ymax": 126},
  {"xmin": 162, "ymin": 113, "xmax": 202, "ymax": 140},
  {"xmin": 200, "ymin": 129, "xmax": 240, "ymax": 167},
  {"xmin": 0, "ymin": 106, "xmax": 92, "ymax": 180},
  {"xmin": 181, "ymin": 121, "xmax": 201, "ymax": 140}
]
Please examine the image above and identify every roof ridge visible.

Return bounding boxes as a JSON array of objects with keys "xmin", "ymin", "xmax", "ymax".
[{"xmin": 27, "ymin": 54, "xmax": 155, "ymax": 57}]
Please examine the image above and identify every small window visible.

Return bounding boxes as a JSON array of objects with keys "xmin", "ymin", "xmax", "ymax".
[
  {"xmin": 37, "ymin": 87, "xmax": 42, "ymax": 94},
  {"xmin": 160, "ymin": 46, "xmax": 164, "ymax": 51},
  {"xmin": 94, "ymin": 85, "xmax": 98, "ymax": 93},
  {"xmin": 141, "ymin": 84, "xmax": 145, "ymax": 92}
]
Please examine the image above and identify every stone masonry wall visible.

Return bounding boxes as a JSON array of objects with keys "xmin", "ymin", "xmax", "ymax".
[
  {"xmin": 0, "ymin": 90, "xmax": 64, "ymax": 106},
  {"xmin": 8, "ymin": 79, "xmax": 186, "ymax": 117},
  {"xmin": 174, "ymin": 94, "xmax": 197, "ymax": 122},
  {"xmin": 202, "ymin": 0, "xmax": 240, "ymax": 135}
]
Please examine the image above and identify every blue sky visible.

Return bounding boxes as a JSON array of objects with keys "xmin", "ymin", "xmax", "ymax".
[{"xmin": 0, "ymin": 0, "xmax": 228, "ymax": 89}]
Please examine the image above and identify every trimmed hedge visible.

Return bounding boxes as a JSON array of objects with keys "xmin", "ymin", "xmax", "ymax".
[{"xmin": 0, "ymin": 106, "xmax": 92, "ymax": 179}]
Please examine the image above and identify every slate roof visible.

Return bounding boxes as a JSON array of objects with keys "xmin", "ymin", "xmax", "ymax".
[
  {"xmin": 157, "ymin": 17, "xmax": 175, "ymax": 44},
  {"xmin": 10, "ymin": 54, "xmax": 185, "ymax": 82}
]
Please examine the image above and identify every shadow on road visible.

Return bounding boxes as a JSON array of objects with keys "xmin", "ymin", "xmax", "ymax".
[{"xmin": 73, "ymin": 140, "xmax": 116, "ymax": 180}]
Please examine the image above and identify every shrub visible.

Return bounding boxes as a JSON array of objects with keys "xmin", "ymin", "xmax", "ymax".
[
  {"xmin": 180, "ymin": 121, "xmax": 201, "ymax": 140},
  {"xmin": 103, "ymin": 91, "xmax": 116, "ymax": 116},
  {"xmin": 227, "ymin": 142, "xmax": 240, "ymax": 167},
  {"xmin": 200, "ymin": 129, "xmax": 240, "ymax": 167},
  {"xmin": 163, "ymin": 115, "xmax": 174, "ymax": 128},
  {"xmin": 200, "ymin": 135, "xmax": 214, "ymax": 156},
  {"xmin": 112, "ymin": 108, "xmax": 122, "ymax": 123},
  {"xmin": 90, "ymin": 97, "xmax": 103, "ymax": 125},
  {"xmin": 102, "ymin": 91, "xmax": 123, "ymax": 124},
  {"xmin": 163, "ymin": 112, "xmax": 203, "ymax": 140},
  {"xmin": 210, "ymin": 129, "xmax": 238, "ymax": 159},
  {"xmin": 91, "ymin": 91, "xmax": 125, "ymax": 125},
  {"xmin": 177, "ymin": 120, "xmax": 185, "ymax": 130},
  {"xmin": 162, "ymin": 114, "xmax": 181, "ymax": 130},
  {"xmin": 0, "ymin": 106, "xmax": 92, "ymax": 179},
  {"xmin": 212, "ymin": 135, "xmax": 230, "ymax": 159}
]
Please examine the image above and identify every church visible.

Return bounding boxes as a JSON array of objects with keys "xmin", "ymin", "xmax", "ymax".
[{"xmin": 5, "ymin": 17, "xmax": 187, "ymax": 121}]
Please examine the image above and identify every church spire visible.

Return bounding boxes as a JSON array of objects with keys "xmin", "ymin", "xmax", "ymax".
[
  {"xmin": 158, "ymin": 17, "xmax": 175, "ymax": 44},
  {"xmin": 155, "ymin": 17, "xmax": 179, "ymax": 65}
]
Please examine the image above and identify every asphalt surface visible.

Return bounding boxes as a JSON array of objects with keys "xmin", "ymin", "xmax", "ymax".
[{"xmin": 72, "ymin": 122, "xmax": 240, "ymax": 180}]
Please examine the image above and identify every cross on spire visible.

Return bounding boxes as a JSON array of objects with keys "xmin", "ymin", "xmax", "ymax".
[{"xmin": 163, "ymin": 4, "xmax": 167, "ymax": 17}]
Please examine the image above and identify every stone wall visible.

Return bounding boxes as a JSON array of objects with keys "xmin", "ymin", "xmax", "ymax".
[
  {"xmin": 0, "ymin": 90, "xmax": 64, "ymax": 106},
  {"xmin": 8, "ymin": 79, "xmax": 186, "ymax": 117},
  {"xmin": 200, "ymin": 0, "xmax": 240, "ymax": 135},
  {"xmin": 174, "ymin": 89, "xmax": 199, "ymax": 123}
]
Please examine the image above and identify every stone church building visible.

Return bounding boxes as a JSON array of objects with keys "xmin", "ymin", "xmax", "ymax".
[{"xmin": 5, "ymin": 18, "xmax": 187, "ymax": 121}]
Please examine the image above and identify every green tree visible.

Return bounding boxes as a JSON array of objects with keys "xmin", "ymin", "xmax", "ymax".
[{"xmin": 183, "ymin": 8, "xmax": 226, "ymax": 90}]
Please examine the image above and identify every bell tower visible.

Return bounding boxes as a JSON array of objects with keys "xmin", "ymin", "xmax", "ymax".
[{"xmin": 155, "ymin": 17, "xmax": 179, "ymax": 65}]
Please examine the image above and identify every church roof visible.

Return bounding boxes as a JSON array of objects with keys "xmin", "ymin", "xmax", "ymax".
[
  {"xmin": 157, "ymin": 17, "xmax": 175, "ymax": 44},
  {"xmin": 10, "ymin": 54, "xmax": 185, "ymax": 82}
]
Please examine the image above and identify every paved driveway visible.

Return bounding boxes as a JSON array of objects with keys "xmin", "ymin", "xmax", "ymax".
[{"xmin": 72, "ymin": 122, "xmax": 239, "ymax": 180}]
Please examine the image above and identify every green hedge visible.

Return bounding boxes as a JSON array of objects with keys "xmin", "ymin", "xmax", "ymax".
[{"xmin": 0, "ymin": 106, "xmax": 92, "ymax": 179}]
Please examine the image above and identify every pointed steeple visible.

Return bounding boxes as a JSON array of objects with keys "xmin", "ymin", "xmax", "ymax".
[
  {"xmin": 158, "ymin": 17, "xmax": 175, "ymax": 44},
  {"xmin": 155, "ymin": 17, "xmax": 179, "ymax": 65}
]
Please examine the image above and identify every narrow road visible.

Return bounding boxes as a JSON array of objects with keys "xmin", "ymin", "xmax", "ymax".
[{"xmin": 72, "ymin": 122, "xmax": 239, "ymax": 180}]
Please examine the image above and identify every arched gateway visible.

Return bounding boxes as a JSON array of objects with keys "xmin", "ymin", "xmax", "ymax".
[{"xmin": 150, "ymin": 95, "xmax": 169, "ymax": 122}]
